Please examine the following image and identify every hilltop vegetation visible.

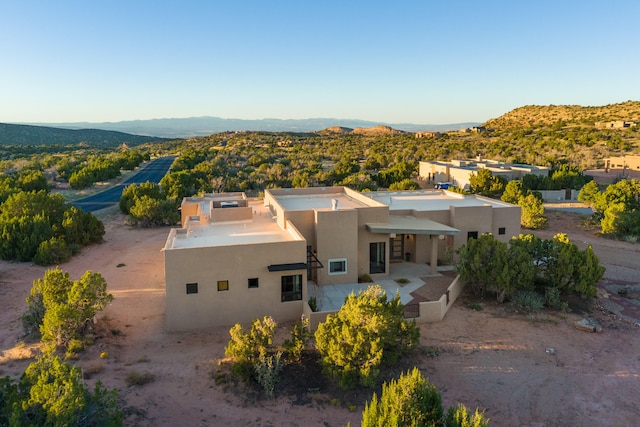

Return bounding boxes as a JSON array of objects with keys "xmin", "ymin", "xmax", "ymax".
[
  {"xmin": 484, "ymin": 100, "xmax": 640, "ymax": 129},
  {"xmin": 0, "ymin": 122, "xmax": 167, "ymax": 148}
]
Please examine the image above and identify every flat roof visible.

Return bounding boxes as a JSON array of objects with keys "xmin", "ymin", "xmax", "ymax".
[
  {"xmin": 365, "ymin": 190, "xmax": 514, "ymax": 211},
  {"xmin": 273, "ymin": 191, "xmax": 374, "ymax": 211},
  {"xmin": 367, "ymin": 216, "xmax": 459, "ymax": 235},
  {"xmin": 165, "ymin": 201, "xmax": 301, "ymax": 250}
]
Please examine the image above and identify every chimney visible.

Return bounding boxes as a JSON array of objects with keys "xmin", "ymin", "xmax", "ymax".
[{"xmin": 331, "ymin": 198, "xmax": 339, "ymax": 210}]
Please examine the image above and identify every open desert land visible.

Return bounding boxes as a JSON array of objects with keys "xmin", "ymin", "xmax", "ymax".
[{"xmin": 1, "ymin": 206, "xmax": 639, "ymax": 427}]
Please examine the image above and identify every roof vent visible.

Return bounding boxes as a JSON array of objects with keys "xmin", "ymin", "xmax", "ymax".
[{"xmin": 331, "ymin": 198, "xmax": 339, "ymax": 210}]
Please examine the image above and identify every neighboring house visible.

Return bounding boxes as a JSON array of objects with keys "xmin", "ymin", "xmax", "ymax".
[
  {"xmin": 419, "ymin": 158, "xmax": 549, "ymax": 190},
  {"xmin": 595, "ymin": 121, "xmax": 638, "ymax": 129},
  {"xmin": 163, "ymin": 187, "xmax": 520, "ymax": 331},
  {"xmin": 605, "ymin": 155, "xmax": 640, "ymax": 171}
]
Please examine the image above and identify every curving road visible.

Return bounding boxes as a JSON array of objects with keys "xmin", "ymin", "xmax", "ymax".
[{"xmin": 72, "ymin": 156, "xmax": 176, "ymax": 212}]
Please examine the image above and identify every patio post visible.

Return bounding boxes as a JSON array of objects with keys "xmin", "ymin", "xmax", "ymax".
[{"xmin": 430, "ymin": 235, "xmax": 438, "ymax": 275}]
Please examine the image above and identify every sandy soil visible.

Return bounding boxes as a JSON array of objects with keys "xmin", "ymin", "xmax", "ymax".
[{"xmin": 1, "ymin": 207, "xmax": 639, "ymax": 426}]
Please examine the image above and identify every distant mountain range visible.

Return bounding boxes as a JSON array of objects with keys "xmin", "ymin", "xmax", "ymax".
[{"xmin": 25, "ymin": 117, "xmax": 482, "ymax": 138}]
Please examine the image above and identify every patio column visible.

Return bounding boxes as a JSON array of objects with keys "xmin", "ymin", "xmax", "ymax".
[{"xmin": 430, "ymin": 235, "xmax": 438, "ymax": 275}]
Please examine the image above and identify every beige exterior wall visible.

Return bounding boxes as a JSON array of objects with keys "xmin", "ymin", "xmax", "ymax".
[
  {"xmin": 315, "ymin": 209, "xmax": 359, "ymax": 285},
  {"xmin": 165, "ymin": 238, "xmax": 307, "ymax": 331},
  {"xmin": 490, "ymin": 205, "xmax": 521, "ymax": 242},
  {"xmin": 449, "ymin": 205, "xmax": 493, "ymax": 250},
  {"xmin": 355, "ymin": 206, "xmax": 390, "ymax": 278},
  {"xmin": 606, "ymin": 155, "xmax": 640, "ymax": 171}
]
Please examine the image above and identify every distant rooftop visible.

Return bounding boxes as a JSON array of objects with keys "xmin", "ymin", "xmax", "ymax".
[{"xmin": 365, "ymin": 190, "xmax": 514, "ymax": 211}]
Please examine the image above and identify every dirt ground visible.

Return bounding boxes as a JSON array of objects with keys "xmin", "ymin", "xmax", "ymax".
[{"xmin": 1, "ymin": 206, "xmax": 639, "ymax": 426}]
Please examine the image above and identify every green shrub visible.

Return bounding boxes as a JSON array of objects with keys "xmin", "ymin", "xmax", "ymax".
[
  {"xmin": 315, "ymin": 286, "xmax": 419, "ymax": 389},
  {"xmin": 284, "ymin": 317, "xmax": 311, "ymax": 363},
  {"xmin": 254, "ymin": 352, "xmax": 283, "ymax": 397},
  {"xmin": 361, "ymin": 368, "xmax": 443, "ymax": 426},
  {"xmin": 308, "ymin": 296, "xmax": 318, "ymax": 312},
  {"xmin": 225, "ymin": 316, "xmax": 276, "ymax": 364},
  {"xmin": 445, "ymin": 404, "xmax": 490, "ymax": 427},
  {"xmin": 511, "ymin": 290, "xmax": 544, "ymax": 312},
  {"xmin": 34, "ymin": 237, "xmax": 72, "ymax": 266}
]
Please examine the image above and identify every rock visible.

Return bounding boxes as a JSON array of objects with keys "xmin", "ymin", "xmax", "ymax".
[
  {"xmin": 574, "ymin": 317, "xmax": 602, "ymax": 333},
  {"xmin": 545, "ymin": 347, "xmax": 556, "ymax": 355}
]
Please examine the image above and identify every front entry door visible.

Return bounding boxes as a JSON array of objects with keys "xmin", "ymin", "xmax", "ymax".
[{"xmin": 390, "ymin": 234, "xmax": 404, "ymax": 261}]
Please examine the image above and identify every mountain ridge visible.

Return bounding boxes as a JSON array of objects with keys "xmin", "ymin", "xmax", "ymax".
[{"xmin": 22, "ymin": 116, "xmax": 481, "ymax": 138}]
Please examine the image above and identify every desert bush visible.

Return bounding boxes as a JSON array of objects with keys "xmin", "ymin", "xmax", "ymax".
[
  {"xmin": 283, "ymin": 317, "xmax": 311, "ymax": 363},
  {"xmin": 125, "ymin": 370, "xmax": 156, "ymax": 387},
  {"xmin": 445, "ymin": 404, "xmax": 490, "ymax": 427},
  {"xmin": 361, "ymin": 368, "xmax": 489, "ymax": 427},
  {"xmin": 361, "ymin": 367, "xmax": 443, "ymax": 426},
  {"xmin": 511, "ymin": 290, "xmax": 544, "ymax": 312},
  {"xmin": 315, "ymin": 285, "xmax": 419, "ymax": 389},
  {"xmin": 33, "ymin": 236, "xmax": 72, "ymax": 266},
  {"xmin": 254, "ymin": 352, "xmax": 283, "ymax": 397}
]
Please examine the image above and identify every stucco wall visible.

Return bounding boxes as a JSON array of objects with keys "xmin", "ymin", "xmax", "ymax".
[
  {"xmin": 165, "ymin": 239, "xmax": 307, "ymax": 331},
  {"xmin": 315, "ymin": 209, "xmax": 359, "ymax": 285}
]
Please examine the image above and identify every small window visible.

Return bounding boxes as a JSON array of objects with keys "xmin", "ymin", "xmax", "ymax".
[
  {"xmin": 248, "ymin": 278, "xmax": 259, "ymax": 288},
  {"xmin": 281, "ymin": 274, "xmax": 302, "ymax": 302},
  {"xmin": 498, "ymin": 227, "xmax": 506, "ymax": 235},
  {"xmin": 467, "ymin": 231, "xmax": 478, "ymax": 241},
  {"xmin": 186, "ymin": 283, "xmax": 198, "ymax": 294},
  {"xmin": 328, "ymin": 258, "xmax": 347, "ymax": 275},
  {"xmin": 217, "ymin": 280, "xmax": 229, "ymax": 291}
]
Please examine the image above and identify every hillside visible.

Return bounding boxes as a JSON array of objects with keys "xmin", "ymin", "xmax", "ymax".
[
  {"xmin": 484, "ymin": 101, "xmax": 640, "ymax": 130},
  {"xmin": 0, "ymin": 123, "xmax": 168, "ymax": 147},
  {"xmin": 27, "ymin": 117, "xmax": 481, "ymax": 138}
]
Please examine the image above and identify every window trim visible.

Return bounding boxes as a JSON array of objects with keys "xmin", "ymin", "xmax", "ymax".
[
  {"xmin": 328, "ymin": 258, "xmax": 347, "ymax": 275},
  {"xmin": 186, "ymin": 282, "xmax": 198, "ymax": 294},
  {"xmin": 217, "ymin": 280, "xmax": 229, "ymax": 292}
]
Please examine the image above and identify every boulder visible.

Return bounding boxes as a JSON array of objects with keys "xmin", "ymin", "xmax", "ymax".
[{"xmin": 574, "ymin": 317, "xmax": 602, "ymax": 333}]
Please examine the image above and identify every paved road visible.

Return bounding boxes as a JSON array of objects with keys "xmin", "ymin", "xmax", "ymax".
[{"xmin": 72, "ymin": 156, "xmax": 176, "ymax": 212}]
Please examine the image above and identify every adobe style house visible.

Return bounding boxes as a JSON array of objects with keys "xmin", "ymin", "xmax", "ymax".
[
  {"xmin": 163, "ymin": 187, "xmax": 520, "ymax": 331},
  {"xmin": 419, "ymin": 158, "xmax": 549, "ymax": 190},
  {"xmin": 605, "ymin": 155, "xmax": 640, "ymax": 172}
]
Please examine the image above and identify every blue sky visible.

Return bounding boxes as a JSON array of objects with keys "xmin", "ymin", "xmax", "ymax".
[{"xmin": 1, "ymin": 1, "xmax": 639, "ymax": 125}]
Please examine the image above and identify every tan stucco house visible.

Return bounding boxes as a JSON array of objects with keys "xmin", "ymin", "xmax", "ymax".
[
  {"xmin": 163, "ymin": 187, "xmax": 520, "ymax": 331},
  {"xmin": 419, "ymin": 158, "xmax": 549, "ymax": 190}
]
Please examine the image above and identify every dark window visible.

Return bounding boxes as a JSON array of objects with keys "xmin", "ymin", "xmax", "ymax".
[
  {"xmin": 498, "ymin": 227, "xmax": 506, "ymax": 235},
  {"xmin": 248, "ymin": 278, "xmax": 259, "ymax": 288},
  {"xmin": 467, "ymin": 231, "xmax": 478, "ymax": 241},
  {"xmin": 329, "ymin": 258, "xmax": 347, "ymax": 275},
  {"xmin": 217, "ymin": 280, "xmax": 229, "ymax": 291},
  {"xmin": 281, "ymin": 274, "xmax": 302, "ymax": 302},
  {"xmin": 369, "ymin": 242, "xmax": 385, "ymax": 274},
  {"xmin": 186, "ymin": 283, "xmax": 198, "ymax": 294}
]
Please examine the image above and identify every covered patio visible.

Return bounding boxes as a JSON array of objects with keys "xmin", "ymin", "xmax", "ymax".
[{"xmin": 365, "ymin": 216, "xmax": 459, "ymax": 275}]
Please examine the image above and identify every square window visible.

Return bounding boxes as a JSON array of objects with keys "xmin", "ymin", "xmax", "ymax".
[
  {"xmin": 217, "ymin": 280, "xmax": 229, "ymax": 291},
  {"xmin": 248, "ymin": 278, "xmax": 259, "ymax": 288},
  {"xmin": 186, "ymin": 283, "xmax": 198, "ymax": 294},
  {"xmin": 467, "ymin": 231, "xmax": 478, "ymax": 241},
  {"xmin": 328, "ymin": 258, "xmax": 347, "ymax": 275},
  {"xmin": 498, "ymin": 227, "xmax": 506, "ymax": 235},
  {"xmin": 281, "ymin": 274, "xmax": 302, "ymax": 302}
]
